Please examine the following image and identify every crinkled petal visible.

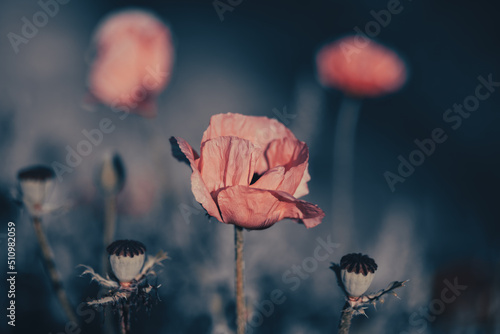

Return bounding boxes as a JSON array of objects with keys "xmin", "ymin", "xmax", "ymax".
[
  {"xmin": 170, "ymin": 137, "xmax": 222, "ymax": 222},
  {"xmin": 217, "ymin": 185, "xmax": 324, "ymax": 230},
  {"xmin": 198, "ymin": 137, "xmax": 260, "ymax": 195},
  {"xmin": 265, "ymin": 138, "xmax": 310, "ymax": 197},
  {"xmin": 294, "ymin": 164, "xmax": 311, "ymax": 198},
  {"xmin": 250, "ymin": 166, "xmax": 285, "ymax": 190},
  {"xmin": 201, "ymin": 113, "xmax": 297, "ymax": 174}
]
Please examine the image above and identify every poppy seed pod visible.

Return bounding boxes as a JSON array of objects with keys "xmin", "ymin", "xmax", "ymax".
[
  {"xmin": 17, "ymin": 165, "xmax": 56, "ymax": 216},
  {"xmin": 107, "ymin": 240, "xmax": 146, "ymax": 283},
  {"xmin": 95, "ymin": 153, "xmax": 126, "ymax": 196},
  {"xmin": 340, "ymin": 253, "xmax": 378, "ymax": 297}
]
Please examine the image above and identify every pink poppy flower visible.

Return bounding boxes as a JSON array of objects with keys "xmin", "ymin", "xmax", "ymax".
[
  {"xmin": 171, "ymin": 113, "xmax": 325, "ymax": 230},
  {"xmin": 88, "ymin": 9, "xmax": 173, "ymax": 118},
  {"xmin": 316, "ymin": 36, "xmax": 406, "ymax": 97}
]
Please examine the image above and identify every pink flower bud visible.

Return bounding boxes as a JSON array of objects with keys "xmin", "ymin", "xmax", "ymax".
[
  {"xmin": 107, "ymin": 240, "xmax": 146, "ymax": 283},
  {"xmin": 340, "ymin": 253, "xmax": 378, "ymax": 297}
]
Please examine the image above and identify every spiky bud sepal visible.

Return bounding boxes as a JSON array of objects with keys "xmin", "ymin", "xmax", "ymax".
[{"xmin": 80, "ymin": 250, "xmax": 168, "ymax": 309}]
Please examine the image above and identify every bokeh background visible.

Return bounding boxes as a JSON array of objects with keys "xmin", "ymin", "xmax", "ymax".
[{"xmin": 1, "ymin": 0, "xmax": 499, "ymax": 333}]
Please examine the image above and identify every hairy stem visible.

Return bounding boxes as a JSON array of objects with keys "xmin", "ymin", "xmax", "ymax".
[
  {"xmin": 102, "ymin": 195, "xmax": 118, "ymax": 334},
  {"xmin": 235, "ymin": 226, "xmax": 246, "ymax": 334},
  {"xmin": 32, "ymin": 216, "xmax": 79, "ymax": 325},
  {"xmin": 119, "ymin": 301, "xmax": 131, "ymax": 334},
  {"xmin": 338, "ymin": 302, "xmax": 354, "ymax": 334}
]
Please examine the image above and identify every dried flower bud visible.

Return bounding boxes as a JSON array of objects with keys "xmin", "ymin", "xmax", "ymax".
[
  {"xmin": 17, "ymin": 165, "xmax": 56, "ymax": 216},
  {"xmin": 95, "ymin": 153, "xmax": 126, "ymax": 196},
  {"xmin": 340, "ymin": 253, "xmax": 377, "ymax": 297},
  {"xmin": 107, "ymin": 240, "xmax": 146, "ymax": 283}
]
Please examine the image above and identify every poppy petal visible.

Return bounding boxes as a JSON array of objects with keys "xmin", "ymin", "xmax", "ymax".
[
  {"xmin": 217, "ymin": 185, "xmax": 324, "ymax": 230},
  {"xmin": 266, "ymin": 138, "xmax": 309, "ymax": 197},
  {"xmin": 170, "ymin": 136, "xmax": 222, "ymax": 222},
  {"xmin": 198, "ymin": 136, "xmax": 260, "ymax": 194},
  {"xmin": 250, "ymin": 166, "xmax": 285, "ymax": 190},
  {"xmin": 294, "ymin": 165, "xmax": 311, "ymax": 198},
  {"xmin": 201, "ymin": 113, "xmax": 297, "ymax": 174}
]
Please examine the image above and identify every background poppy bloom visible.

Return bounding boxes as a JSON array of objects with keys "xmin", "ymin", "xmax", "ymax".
[
  {"xmin": 315, "ymin": 35, "xmax": 407, "ymax": 249},
  {"xmin": 171, "ymin": 113, "xmax": 325, "ymax": 230},
  {"xmin": 316, "ymin": 35, "xmax": 406, "ymax": 97},
  {"xmin": 88, "ymin": 9, "xmax": 174, "ymax": 117}
]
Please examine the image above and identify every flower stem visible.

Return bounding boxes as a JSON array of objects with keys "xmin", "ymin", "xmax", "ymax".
[
  {"xmin": 331, "ymin": 96, "xmax": 362, "ymax": 244},
  {"xmin": 32, "ymin": 216, "xmax": 79, "ymax": 325},
  {"xmin": 102, "ymin": 195, "xmax": 117, "ymax": 275},
  {"xmin": 102, "ymin": 195, "xmax": 118, "ymax": 334},
  {"xmin": 119, "ymin": 300, "xmax": 131, "ymax": 334},
  {"xmin": 235, "ymin": 226, "xmax": 246, "ymax": 334},
  {"xmin": 338, "ymin": 302, "xmax": 354, "ymax": 334}
]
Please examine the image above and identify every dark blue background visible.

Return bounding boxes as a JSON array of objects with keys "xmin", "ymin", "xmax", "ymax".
[{"xmin": 0, "ymin": 0, "xmax": 499, "ymax": 333}]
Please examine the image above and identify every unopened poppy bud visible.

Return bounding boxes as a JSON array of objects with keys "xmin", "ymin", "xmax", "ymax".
[
  {"xmin": 17, "ymin": 165, "xmax": 56, "ymax": 216},
  {"xmin": 107, "ymin": 240, "xmax": 146, "ymax": 283},
  {"xmin": 340, "ymin": 253, "xmax": 377, "ymax": 297},
  {"xmin": 95, "ymin": 153, "xmax": 126, "ymax": 196}
]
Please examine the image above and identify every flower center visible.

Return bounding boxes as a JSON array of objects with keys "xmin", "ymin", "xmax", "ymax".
[{"xmin": 250, "ymin": 173, "xmax": 261, "ymax": 185}]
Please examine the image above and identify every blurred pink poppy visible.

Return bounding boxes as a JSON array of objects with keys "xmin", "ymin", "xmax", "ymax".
[
  {"xmin": 88, "ymin": 9, "xmax": 173, "ymax": 118},
  {"xmin": 171, "ymin": 113, "xmax": 325, "ymax": 230},
  {"xmin": 316, "ymin": 36, "xmax": 406, "ymax": 97}
]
